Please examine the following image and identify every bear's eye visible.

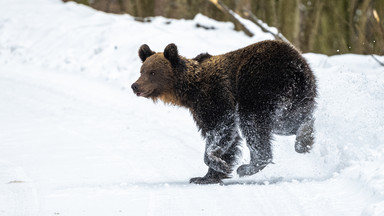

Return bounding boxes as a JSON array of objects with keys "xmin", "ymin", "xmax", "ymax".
[{"xmin": 150, "ymin": 71, "xmax": 156, "ymax": 76}]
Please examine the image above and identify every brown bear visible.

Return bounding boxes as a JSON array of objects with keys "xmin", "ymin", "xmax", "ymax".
[{"xmin": 131, "ymin": 40, "xmax": 317, "ymax": 184}]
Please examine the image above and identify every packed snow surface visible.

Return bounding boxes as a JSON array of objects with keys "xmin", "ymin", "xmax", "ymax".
[{"xmin": 0, "ymin": 0, "xmax": 383, "ymax": 215}]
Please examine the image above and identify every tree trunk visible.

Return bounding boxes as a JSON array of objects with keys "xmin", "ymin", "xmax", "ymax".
[{"xmin": 65, "ymin": 0, "xmax": 384, "ymax": 55}]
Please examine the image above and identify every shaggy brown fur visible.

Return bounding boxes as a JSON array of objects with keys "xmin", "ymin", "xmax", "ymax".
[{"xmin": 132, "ymin": 40, "xmax": 317, "ymax": 184}]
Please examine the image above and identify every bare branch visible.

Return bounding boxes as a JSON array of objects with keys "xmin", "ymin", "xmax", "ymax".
[
  {"xmin": 242, "ymin": 8, "xmax": 291, "ymax": 44},
  {"xmin": 371, "ymin": 55, "xmax": 384, "ymax": 67},
  {"xmin": 207, "ymin": 0, "xmax": 254, "ymax": 37}
]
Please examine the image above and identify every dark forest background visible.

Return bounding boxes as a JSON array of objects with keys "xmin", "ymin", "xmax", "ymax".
[{"xmin": 64, "ymin": 0, "xmax": 384, "ymax": 55}]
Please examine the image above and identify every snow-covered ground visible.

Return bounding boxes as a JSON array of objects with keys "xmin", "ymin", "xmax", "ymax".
[{"xmin": 1, "ymin": 0, "xmax": 383, "ymax": 215}]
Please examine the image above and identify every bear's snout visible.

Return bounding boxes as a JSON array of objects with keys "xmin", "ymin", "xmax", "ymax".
[{"xmin": 131, "ymin": 83, "xmax": 140, "ymax": 95}]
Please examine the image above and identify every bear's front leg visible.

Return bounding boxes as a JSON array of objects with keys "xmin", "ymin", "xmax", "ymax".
[
  {"xmin": 203, "ymin": 143, "xmax": 232, "ymax": 174},
  {"xmin": 190, "ymin": 122, "xmax": 241, "ymax": 184},
  {"xmin": 189, "ymin": 100, "xmax": 241, "ymax": 184},
  {"xmin": 236, "ymin": 111, "xmax": 273, "ymax": 177}
]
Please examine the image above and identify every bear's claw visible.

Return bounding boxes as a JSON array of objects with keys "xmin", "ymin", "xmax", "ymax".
[
  {"xmin": 189, "ymin": 176, "xmax": 224, "ymax": 185},
  {"xmin": 237, "ymin": 163, "xmax": 269, "ymax": 177}
]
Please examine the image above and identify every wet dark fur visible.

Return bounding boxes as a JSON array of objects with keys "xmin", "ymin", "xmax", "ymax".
[
  {"xmin": 193, "ymin": 53, "xmax": 212, "ymax": 63},
  {"xmin": 132, "ymin": 40, "xmax": 317, "ymax": 184}
]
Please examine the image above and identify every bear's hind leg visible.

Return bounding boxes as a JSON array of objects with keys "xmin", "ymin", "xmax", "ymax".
[
  {"xmin": 190, "ymin": 134, "xmax": 242, "ymax": 184},
  {"xmin": 295, "ymin": 118, "xmax": 315, "ymax": 153},
  {"xmin": 237, "ymin": 112, "xmax": 273, "ymax": 177}
]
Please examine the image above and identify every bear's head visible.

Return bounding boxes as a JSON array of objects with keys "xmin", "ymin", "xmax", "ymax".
[{"xmin": 131, "ymin": 43, "xmax": 182, "ymax": 104}]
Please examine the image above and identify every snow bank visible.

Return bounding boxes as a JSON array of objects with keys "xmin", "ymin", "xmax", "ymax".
[{"xmin": 0, "ymin": 0, "xmax": 263, "ymax": 89}]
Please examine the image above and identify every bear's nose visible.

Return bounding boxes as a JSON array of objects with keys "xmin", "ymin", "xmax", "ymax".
[{"xmin": 131, "ymin": 83, "xmax": 139, "ymax": 93}]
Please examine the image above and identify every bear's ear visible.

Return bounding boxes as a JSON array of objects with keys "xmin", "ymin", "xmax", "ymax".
[
  {"xmin": 164, "ymin": 43, "xmax": 179, "ymax": 65},
  {"xmin": 138, "ymin": 44, "xmax": 155, "ymax": 62}
]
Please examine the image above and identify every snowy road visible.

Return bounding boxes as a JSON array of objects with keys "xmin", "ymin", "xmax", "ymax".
[
  {"xmin": 0, "ymin": 62, "xmax": 382, "ymax": 215},
  {"xmin": 1, "ymin": 0, "xmax": 384, "ymax": 215}
]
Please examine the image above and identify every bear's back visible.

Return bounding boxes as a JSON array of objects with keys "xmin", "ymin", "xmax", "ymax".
[{"xmin": 225, "ymin": 40, "xmax": 316, "ymax": 109}]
